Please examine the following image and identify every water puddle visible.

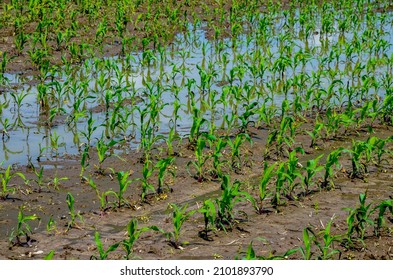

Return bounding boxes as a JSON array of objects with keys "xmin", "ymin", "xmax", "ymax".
[{"xmin": 1, "ymin": 9, "xmax": 393, "ymax": 167}]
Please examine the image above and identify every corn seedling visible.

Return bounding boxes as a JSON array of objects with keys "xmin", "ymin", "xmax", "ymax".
[
  {"xmin": 347, "ymin": 140, "xmax": 369, "ymax": 179},
  {"xmin": 46, "ymin": 215, "xmax": 56, "ymax": 233},
  {"xmin": 115, "ymin": 171, "xmax": 132, "ymax": 208},
  {"xmin": 32, "ymin": 165, "xmax": 45, "ymax": 193},
  {"xmin": 307, "ymin": 119, "xmax": 325, "ymax": 148},
  {"xmin": 95, "ymin": 138, "xmax": 122, "ymax": 174},
  {"xmin": 137, "ymin": 160, "xmax": 155, "ymax": 202},
  {"xmin": 1, "ymin": 118, "xmax": 12, "ymax": 141},
  {"xmin": 198, "ymin": 199, "xmax": 216, "ymax": 240},
  {"xmin": 374, "ymin": 199, "xmax": 393, "ymax": 236},
  {"xmin": 166, "ymin": 203, "xmax": 196, "ymax": 249},
  {"xmin": 186, "ymin": 135, "xmax": 210, "ymax": 182},
  {"xmin": 298, "ymin": 218, "xmax": 341, "ymax": 260},
  {"xmin": 79, "ymin": 144, "xmax": 90, "ymax": 179},
  {"xmin": 243, "ymin": 241, "xmax": 297, "ymax": 260},
  {"xmin": 271, "ymin": 162, "xmax": 290, "ymax": 208},
  {"xmin": 188, "ymin": 107, "xmax": 207, "ymax": 149},
  {"xmin": 44, "ymin": 250, "xmax": 55, "ymax": 260},
  {"xmin": 155, "ymin": 157, "xmax": 175, "ymax": 194},
  {"xmin": 297, "ymin": 227, "xmax": 313, "ymax": 260},
  {"xmin": 1, "ymin": 164, "xmax": 26, "ymax": 200},
  {"xmin": 87, "ymin": 177, "xmax": 115, "ymax": 211},
  {"xmin": 10, "ymin": 206, "xmax": 39, "ymax": 246},
  {"xmin": 227, "ymin": 133, "xmax": 252, "ymax": 173},
  {"xmin": 90, "ymin": 231, "xmax": 120, "ymax": 260},
  {"xmin": 66, "ymin": 192, "xmax": 83, "ymax": 231},
  {"xmin": 215, "ymin": 175, "xmax": 252, "ymax": 230},
  {"xmin": 343, "ymin": 192, "xmax": 375, "ymax": 247},
  {"xmin": 373, "ymin": 136, "xmax": 393, "ymax": 170},
  {"xmin": 286, "ymin": 149, "xmax": 304, "ymax": 199},
  {"xmin": 121, "ymin": 219, "xmax": 163, "ymax": 259},
  {"xmin": 209, "ymin": 136, "xmax": 228, "ymax": 179},
  {"xmin": 238, "ymin": 101, "xmax": 258, "ymax": 133},
  {"xmin": 303, "ymin": 154, "xmax": 324, "ymax": 194},
  {"xmin": 321, "ymin": 148, "xmax": 343, "ymax": 189},
  {"xmin": 314, "ymin": 218, "xmax": 342, "ymax": 260},
  {"xmin": 165, "ymin": 121, "xmax": 181, "ymax": 156},
  {"xmin": 265, "ymin": 116, "xmax": 296, "ymax": 158},
  {"xmin": 255, "ymin": 162, "xmax": 276, "ymax": 214},
  {"xmin": 48, "ymin": 174, "xmax": 68, "ymax": 191},
  {"xmin": 121, "ymin": 219, "xmax": 150, "ymax": 259}
]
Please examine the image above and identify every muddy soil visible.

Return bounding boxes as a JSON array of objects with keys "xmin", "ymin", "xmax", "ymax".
[{"xmin": 0, "ymin": 121, "xmax": 392, "ymax": 260}]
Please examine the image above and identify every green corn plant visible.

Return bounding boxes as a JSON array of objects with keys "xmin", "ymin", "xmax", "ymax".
[
  {"xmin": 122, "ymin": 219, "xmax": 150, "ymax": 259},
  {"xmin": 90, "ymin": 231, "xmax": 120, "ymax": 260},
  {"xmin": 381, "ymin": 94, "xmax": 393, "ymax": 125},
  {"xmin": 198, "ymin": 199, "xmax": 216, "ymax": 240},
  {"xmin": 27, "ymin": 49, "xmax": 49, "ymax": 71},
  {"xmin": 48, "ymin": 174, "xmax": 68, "ymax": 191},
  {"xmin": 0, "ymin": 99, "xmax": 11, "ymax": 118},
  {"xmin": 121, "ymin": 219, "xmax": 163, "ymax": 259},
  {"xmin": 46, "ymin": 215, "xmax": 56, "ymax": 233},
  {"xmin": 215, "ymin": 175, "xmax": 252, "ymax": 230},
  {"xmin": 115, "ymin": 171, "xmax": 132, "ymax": 208},
  {"xmin": 14, "ymin": 31, "xmax": 29, "ymax": 55},
  {"xmin": 303, "ymin": 154, "xmax": 324, "ymax": 194},
  {"xmin": 1, "ymin": 117, "xmax": 12, "ymax": 140},
  {"xmin": 321, "ymin": 148, "xmax": 343, "ymax": 189},
  {"xmin": 165, "ymin": 122, "xmax": 181, "ymax": 156},
  {"xmin": 298, "ymin": 218, "xmax": 341, "ymax": 260},
  {"xmin": 155, "ymin": 157, "xmax": 175, "ymax": 194},
  {"xmin": 87, "ymin": 177, "xmax": 115, "ymax": 211},
  {"xmin": 374, "ymin": 199, "xmax": 393, "ymax": 236},
  {"xmin": 255, "ymin": 162, "xmax": 276, "ymax": 214},
  {"xmin": 314, "ymin": 218, "xmax": 342, "ymax": 260},
  {"xmin": 138, "ymin": 124, "xmax": 165, "ymax": 164},
  {"xmin": 223, "ymin": 113, "xmax": 237, "ymax": 137},
  {"xmin": 347, "ymin": 138, "xmax": 376, "ymax": 179},
  {"xmin": 256, "ymin": 100, "xmax": 276, "ymax": 128},
  {"xmin": 44, "ymin": 250, "xmax": 55, "ymax": 260},
  {"xmin": 138, "ymin": 160, "xmax": 154, "ymax": 202},
  {"xmin": 238, "ymin": 101, "xmax": 258, "ymax": 133},
  {"xmin": 271, "ymin": 162, "xmax": 290, "ymax": 208},
  {"xmin": 95, "ymin": 18, "xmax": 108, "ymax": 47},
  {"xmin": 188, "ymin": 107, "xmax": 207, "ymax": 149},
  {"xmin": 307, "ymin": 119, "xmax": 325, "ymax": 148},
  {"xmin": 343, "ymin": 192, "xmax": 376, "ymax": 246},
  {"xmin": 79, "ymin": 144, "xmax": 90, "ymax": 179},
  {"xmin": 10, "ymin": 91, "xmax": 29, "ymax": 113},
  {"xmin": 286, "ymin": 149, "xmax": 304, "ymax": 199},
  {"xmin": 166, "ymin": 203, "xmax": 196, "ymax": 249},
  {"xmin": 186, "ymin": 135, "xmax": 210, "ymax": 182},
  {"xmin": 66, "ymin": 192, "xmax": 83, "ymax": 231},
  {"xmin": 1, "ymin": 164, "xmax": 26, "ymax": 200},
  {"xmin": 80, "ymin": 111, "xmax": 98, "ymax": 147},
  {"xmin": 243, "ymin": 241, "xmax": 298, "ymax": 260},
  {"xmin": 32, "ymin": 165, "xmax": 45, "ymax": 192},
  {"xmin": 10, "ymin": 206, "xmax": 39, "ymax": 246},
  {"xmin": 227, "ymin": 133, "xmax": 252, "ymax": 172},
  {"xmin": 1, "ymin": 52, "xmax": 15, "ymax": 84},
  {"xmin": 55, "ymin": 30, "xmax": 67, "ymax": 51},
  {"xmin": 209, "ymin": 136, "xmax": 228, "ymax": 179},
  {"xmin": 265, "ymin": 116, "xmax": 296, "ymax": 158},
  {"xmin": 95, "ymin": 138, "xmax": 121, "ymax": 174},
  {"xmin": 373, "ymin": 137, "xmax": 392, "ymax": 170},
  {"xmin": 297, "ymin": 227, "xmax": 313, "ymax": 260}
]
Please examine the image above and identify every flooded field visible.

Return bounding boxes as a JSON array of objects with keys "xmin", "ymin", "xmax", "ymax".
[{"xmin": 1, "ymin": 0, "xmax": 393, "ymax": 260}]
